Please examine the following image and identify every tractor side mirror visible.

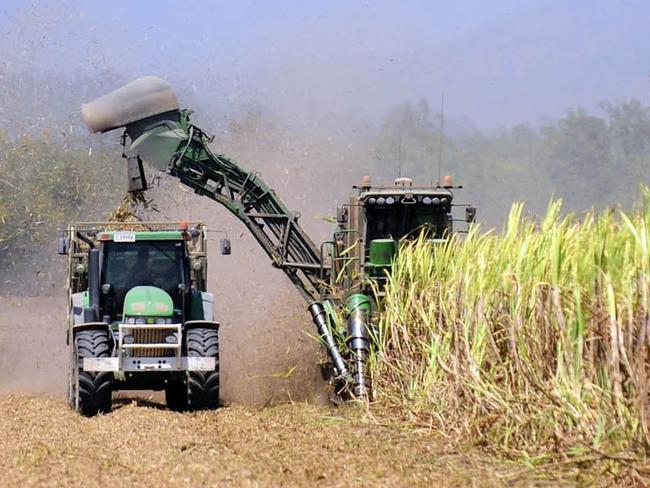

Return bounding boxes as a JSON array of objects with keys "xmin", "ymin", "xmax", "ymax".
[
  {"xmin": 220, "ymin": 238, "xmax": 232, "ymax": 255},
  {"xmin": 465, "ymin": 206, "xmax": 477, "ymax": 223},
  {"xmin": 101, "ymin": 283, "xmax": 112, "ymax": 295},
  {"xmin": 57, "ymin": 236, "xmax": 69, "ymax": 255}
]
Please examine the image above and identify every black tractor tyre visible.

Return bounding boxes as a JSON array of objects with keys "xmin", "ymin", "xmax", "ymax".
[
  {"xmin": 73, "ymin": 330, "xmax": 113, "ymax": 416},
  {"xmin": 186, "ymin": 327, "xmax": 220, "ymax": 410},
  {"xmin": 165, "ymin": 377, "xmax": 188, "ymax": 412}
]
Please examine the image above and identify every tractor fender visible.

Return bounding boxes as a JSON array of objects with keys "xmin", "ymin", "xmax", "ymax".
[
  {"xmin": 183, "ymin": 320, "xmax": 220, "ymax": 332},
  {"xmin": 72, "ymin": 322, "xmax": 112, "ymax": 334},
  {"xmin": 69, "ymin": 322, "xmax": 114, "ymax": 347}
]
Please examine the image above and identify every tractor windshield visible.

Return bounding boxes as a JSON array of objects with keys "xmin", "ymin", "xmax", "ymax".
[
  {"xmin": 365, "ymin": 203, "xmax": 448, "ymax": 241},
  {"xmin": 101, "ymin": 240, "xmax": 187, "ymax": 317}
]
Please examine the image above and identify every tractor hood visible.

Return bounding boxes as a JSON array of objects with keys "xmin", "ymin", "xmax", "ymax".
[{"xmin": 123, "ymin": 286, "xmax": 174, "ymax": 317}]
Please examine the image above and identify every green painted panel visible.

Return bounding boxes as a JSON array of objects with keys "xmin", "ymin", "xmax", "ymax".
[
  {"xmin": 368, "ymin": 239, "xmax": 397, "ymax": 266},
  {"xmin": 346, "ymin": 293, "xmax": 371, "ymax": 314},
  {"xmin": 98, "ymin": 231, "xmax": 184, "ymax": 241},
  {"xmin": 123, "ymin": 286, "xmax": 174, "ymax": 317},
  {"xmin": 189, "ymin": 290, "xmax": 205, "ymax": 320}
]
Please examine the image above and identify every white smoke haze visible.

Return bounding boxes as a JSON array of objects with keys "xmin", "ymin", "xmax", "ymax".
[{"xmin": 1, "ymin": 1, "xmax": 648, "ymax": 133}]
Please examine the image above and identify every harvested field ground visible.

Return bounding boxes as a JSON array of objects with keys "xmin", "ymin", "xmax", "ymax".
[
  {"xmin": 0, "ymin": 291, "xmax": 608, "ymax": 486},
  {"xmin": 0, "ymin": 296, "xmax": 564, "ymax": 487},
  {"xmin": 0, "ymin": 394, "xmax": 556, "ymax": 488}
]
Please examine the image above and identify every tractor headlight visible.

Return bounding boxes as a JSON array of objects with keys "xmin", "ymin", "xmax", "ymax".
[
  {"xmin": 135, "ymin": 317, "xmax": 146, "ymax": 324},
  {"xmin": 122, "ymin": 334, "xmax": 135, "ymax": 344},
  {"xmin": 377, "ymin": 197, "xmax": 386, "ymax": 205},
  {"xmin": 367, "ymin": 197, "xmax": 376, "ymax": 205},
  {"xmin": 164, "ymin": 333, "xmax": 178, "ymax": 344},
  {"xmin": 386, "ymin": 196, "xmax": 395, "ymax": 205},
  {"xmin": 422, "ymin": 196, "xmax": 432, "ymax": 205},
  {"xmin": 431, "ymin": 197, "xmax": 441, "ymax": 205},
  {"xmin": 155, "ymin": 317, "xmax": 172, "ymax": 324},
  {"xmin": 126, "ymin": 317, "xmax": 136, "ymax": 324}
]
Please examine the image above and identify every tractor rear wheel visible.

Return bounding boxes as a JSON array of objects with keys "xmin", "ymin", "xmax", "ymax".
[
  {"xmin": 72, "ymin": 329, "xmax": 113, "ymax": 416},
  {"xmin": 186, "ymin": 327, "xmax": 220, "ymax": 410}
]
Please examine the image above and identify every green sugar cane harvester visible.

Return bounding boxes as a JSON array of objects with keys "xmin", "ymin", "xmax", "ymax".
[{"xmin": 76, "ymin": 76, "xmax": 476, "ymax": 407}]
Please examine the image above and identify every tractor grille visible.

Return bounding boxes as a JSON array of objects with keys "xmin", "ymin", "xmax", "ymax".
[{"xmin": 132, "ymin": 328, "xmax": 174, "ymax": 357}]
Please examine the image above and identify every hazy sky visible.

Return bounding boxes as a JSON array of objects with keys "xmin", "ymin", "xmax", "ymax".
[{"xmin": 0, "ymin": 0, "xmax": 648, "ymax": 130}]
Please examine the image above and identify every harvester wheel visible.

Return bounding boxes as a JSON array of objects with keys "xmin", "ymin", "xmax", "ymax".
[
  {"xmin": 72, "ymin": 330, "xmax": 113, "ymax": 416},
  {"xmin": 186, "ymin": 327, "xmax": 220, "ymax": 410}
]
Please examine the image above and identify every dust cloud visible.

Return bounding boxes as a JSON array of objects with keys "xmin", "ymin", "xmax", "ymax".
[
  {"xmin": 152, "ymin": 185, "xmax": 328, "ymax": 406},
  {"xmin": 137, "ymin": 122, "xmax": 364, "ymax": 405},
  {"xmin": 0, "ymin": 296, "xmax": 67, "ymax": 394},
  {"xmin": 0, "ymin": 124, "xmax": 352, "ymax": 405},
  {"xmin": 0, "ymin": 176, "xmax": 334, "ymax": 406}
]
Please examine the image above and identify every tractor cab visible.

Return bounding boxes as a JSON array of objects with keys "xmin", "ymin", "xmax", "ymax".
[
  {"xmin": 60, "ymin": 225, "xmax": 209, "ymax": 327},
  {"xmin": 97, "ymin": 232, "xmax": 190, "ymax": 324}
]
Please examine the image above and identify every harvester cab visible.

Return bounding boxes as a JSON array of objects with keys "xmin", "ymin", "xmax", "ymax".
[
  {"xmin": 320, "ymin": 175, "xmax": 476, "ymax": 399},
  {"xmin": 60, "ymin": 221, "xmax": 221, "ymax": 416},
  {"xmin": 331, "ymin": 175, "xmax": 476, "ymax": 294}
]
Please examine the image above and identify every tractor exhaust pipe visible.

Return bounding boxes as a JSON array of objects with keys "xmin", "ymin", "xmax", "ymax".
[
  {"xmin": 308, "ymin": 302, "xmax": 350, "ymax": 381},
  {"xmin": 84, "ymin": 248, "xmax": 101, "ymax": 322}
]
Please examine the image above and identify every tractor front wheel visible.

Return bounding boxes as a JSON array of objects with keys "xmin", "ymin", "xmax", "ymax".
[
  {"xmin": 186, "ymin": 327, "xmax": 220, "ymax": 410},
  {"xmin": 72, "ymin": 330, "xmax": 113, "ymax": 416}
]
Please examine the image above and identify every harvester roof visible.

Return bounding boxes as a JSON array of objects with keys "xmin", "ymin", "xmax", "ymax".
[
  {"xmin": 359, "ymin": 186, "xmax": 453, "ymax": 198},
  {"xmin": 356, "ymin": 176, "xmax": 455, "ymax": 201}
]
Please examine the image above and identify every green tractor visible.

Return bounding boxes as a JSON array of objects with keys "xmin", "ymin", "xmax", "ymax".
[
  {"xmin": 59, "ymin": 221, "xmax": 228, "ymax": 415},
  {"xmin": 81, "ymin": 76, "xmax": 475, "ymax": 402}
]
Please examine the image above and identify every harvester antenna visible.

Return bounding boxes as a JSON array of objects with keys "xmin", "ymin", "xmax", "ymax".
[{"xmin": 433, "ymin": 91, "xmax": 445, "ymax": 186}]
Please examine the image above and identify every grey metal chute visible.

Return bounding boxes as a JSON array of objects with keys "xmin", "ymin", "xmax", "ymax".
[{"xmin": 81, "ymin": 76, "xmax": 179, "ymax": 133}]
